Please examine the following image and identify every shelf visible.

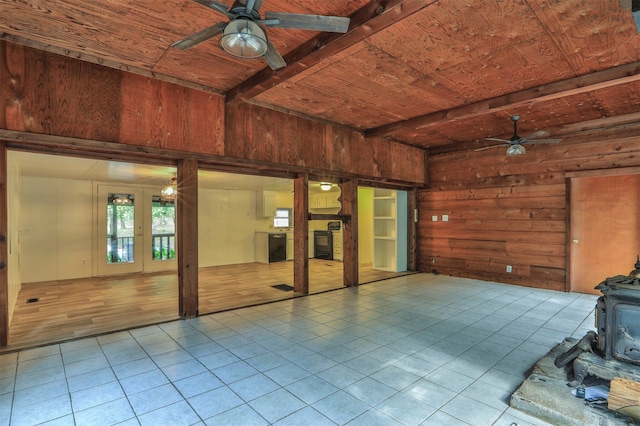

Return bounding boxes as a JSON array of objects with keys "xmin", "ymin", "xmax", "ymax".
[{"xmin": 372, "ymin": 189, "xmax": 407, "ymax": 272}]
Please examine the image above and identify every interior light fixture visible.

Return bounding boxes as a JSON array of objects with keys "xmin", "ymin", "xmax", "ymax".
[
  {"xmin": 220, "ymin": 19, "xmax": 268, "ymax": 59},
  {"xmin": 320, "ymin": 183, "xmax": 332, "ymax": 191},
  {"xmin": 506, "ymin": 144, "xmax": 526, "ymax": 156},
  {"xmin": 112, "ymin": 195, "xmax": 132, "ymax": 205},
  {"xmin": 161, "ymin": 176, "xmax": 178, "ymax": 200}
]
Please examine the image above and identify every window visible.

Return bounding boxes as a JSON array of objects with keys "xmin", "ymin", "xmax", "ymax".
[{"xmin": 274, "ymin": 208, "xmax": 291, "ymax": 228}]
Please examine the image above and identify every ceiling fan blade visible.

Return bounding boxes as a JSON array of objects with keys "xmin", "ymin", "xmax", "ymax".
[
  {"xmin": 525, "ymin": 130, "xmax": 550, "ymax": 139},
  {"xmin": 192, "ymin": 0, "xmax": 232, "ymax": 16},
  {"xmin": 235, "ymin": 0, "xmax": 264, "ymax": 11},
  {"xmin": 475, "ymin": 144, "xmax": 510, "ymax": 151},
  {"xmin": 525, "ymin": 139, "xmax": 562, "ymax": 145},
  {"xmin": 171, "ymin": 22, "xmax": 226, "ymax": 50},
  {"xmin": 264, "ymin": 12, "xmax": 350, "ymax": 33},
  {"xmin": 484, "ymin": 137, "xmax": 512, "ymax": 143},
  {"xmin": 263, "ymin": 40, "xmax": 287, "ymax": 70}
]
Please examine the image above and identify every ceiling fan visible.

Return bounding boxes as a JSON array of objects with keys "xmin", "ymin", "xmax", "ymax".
[
  {"xmin": 171, "ymin": 0, "xmax": 351, "ymax": 70},
  {"xmin": 475, "ymin": 115, "xmax": 561, "ymax": 156}
]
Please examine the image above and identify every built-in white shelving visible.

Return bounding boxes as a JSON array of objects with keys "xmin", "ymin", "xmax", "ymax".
[{"xmin": 372, "ymin": 189, "xmax": 407, "ymax": 272}]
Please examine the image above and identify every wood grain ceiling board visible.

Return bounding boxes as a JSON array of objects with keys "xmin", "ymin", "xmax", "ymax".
[
  {"xmin": 364, "ymin": 0, "xmax": 549, "ymax": 73},
  {"xmin": 1, "ymin": 0, "xmax": 187, "ymax": 67},
  {"xmin": 526, "ymin": 0, "xmax": 640, "ymax": 74},
  {"xmin": 153, "ymin": 46, "xmax": 264, "ymax": 91},
  {"xmin": 587, "ymin": 80, "xmax": 640, "ymax": 116},
  {"xmin": 253, "ymin": 43, "xmax": 465, "ymax": 128}
]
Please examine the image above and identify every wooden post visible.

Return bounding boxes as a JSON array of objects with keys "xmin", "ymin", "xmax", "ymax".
[
  {"xmin": 342, "ymin": 178, "xmax": 358, "ymax": 287},
  {"xmin": 177, "ymin": 158, "xmax": 198, "ymax": 318},
  {"xmin": 0, "ymin": 142, "xmax": 7, "ymax": 347},
  {"xmin": 293, "ymin": 175, "xmax": 309, "ymax": 294}
]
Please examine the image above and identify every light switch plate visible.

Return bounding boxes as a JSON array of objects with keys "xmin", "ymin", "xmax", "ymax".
[
  {"xmin": 432, "ymin": 215, "xmax": 438, "ymax": 222},
  {"xmin": 442, "ymin": 215, "xmax": 449, "ymax": 222}
]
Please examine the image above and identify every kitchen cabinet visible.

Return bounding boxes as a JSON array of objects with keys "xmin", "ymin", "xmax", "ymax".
[
  {"xmin": 372, "ymin": 189, "xmax": 407, "ymax": 272},
  {"xmin": 286, "ymin": 232, "xmax": 293, "ymax": 260},
  {"xmin": 256, "ymin": 190, "xmax": 277, "ymax": 217},
  {"xmin": 332, "ymin": 230, "xmax": 343, "ymax": 261},
  {"xmin": 309, "ymin": 192, "xmax": 341, "ymax": 211}
]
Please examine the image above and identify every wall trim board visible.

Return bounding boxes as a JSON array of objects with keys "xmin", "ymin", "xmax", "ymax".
[{"xmin": 565, "ymin": 166, "xmax": 640, "ymax": 178}]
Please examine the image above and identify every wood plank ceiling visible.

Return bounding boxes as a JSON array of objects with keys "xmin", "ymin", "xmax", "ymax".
[{"xmin": 2, "ymin": 0, "xmax": 640, "ymax": 154}]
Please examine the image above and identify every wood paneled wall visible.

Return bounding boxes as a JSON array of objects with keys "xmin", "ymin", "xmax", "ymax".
[
  {"xmin": 419, "ymin": 132, "xmax": 640, "ymax": 291},
  {"xmin": 0, "ymin": 40, "xmax": 426, "ymax": 185},
  {"xmin": 224, "ymin": 103, "xmax": 426, "ymax": 184}
]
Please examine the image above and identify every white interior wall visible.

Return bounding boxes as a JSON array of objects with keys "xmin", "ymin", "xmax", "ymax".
[
  {"xmin": 198, "ymin": 188, "xmax": 277, "ymax": 267},
  {"xmin": 20, "ymin": 176, "xmax": 93, "ymax": 283},
  {"xmin": 7, "ymin": 156, "xmax": 22, "ymax": 323},
  {"xmin": 358, "ymin": 187, "xmax": 374, "ymax": 264}
]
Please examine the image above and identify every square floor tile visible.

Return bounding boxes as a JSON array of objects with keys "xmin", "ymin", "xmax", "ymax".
[
  {"xmin": 127, "ymin": 383, "xmax": 184, "ymax": 416},
  {"xmin": 248, "ymin": 388, "xmax": 306, "ymax": 424},
  {"xmin": 285, "ymin": 375, "xmax": 338, "ymax": 404},
  {"xmin": 312, "ymin": 390, "xmax": 370, "ymax": 425},
  {"xmin": 229, "ymin": 373, "xmax": 280, "ymax": 402},
  {"xmin": 73, "ymin": 397, "xmax": 135, "ymax": 426},
  {"xmin": 138, "ymin": 400, "xmax": 201, "ymax": 426},
  {"xmin": 345, "ymin": 377, "xmax": 397, "ymax": 406}
]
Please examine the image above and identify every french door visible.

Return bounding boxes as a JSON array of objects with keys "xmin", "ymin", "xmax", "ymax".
[{"xmin": 97, "ymin": 185, "xmax": 176, "ymax": 276}]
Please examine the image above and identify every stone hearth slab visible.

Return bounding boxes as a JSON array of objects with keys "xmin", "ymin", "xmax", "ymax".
[{"xmin": 510, "ymin": 338, "xmax": 637, "ymax": 426}]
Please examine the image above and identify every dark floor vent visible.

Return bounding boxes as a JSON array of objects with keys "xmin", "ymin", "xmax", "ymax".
[
  {"xmin": 26, "ymin": 298, "xmax": 39, "ymax": 303},
  {"xmin": 271, "ymin": 284, "xmax": 294, "ymax": 291}
]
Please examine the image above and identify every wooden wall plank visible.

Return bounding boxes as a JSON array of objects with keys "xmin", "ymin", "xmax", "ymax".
[
  {"xmin": 419, "ymin": 131, "xmax": 640, "ymax": 291},
  {"xmin": 225, "ymin": 102, "xmax": 427, "ymax": 184},
  {"xmin": 1, "ymin": 41, "xmax": 424, "ymax": 185}
]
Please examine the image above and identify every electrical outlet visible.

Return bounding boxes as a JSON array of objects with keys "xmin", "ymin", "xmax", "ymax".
[
  {"xmin": 432, "ymin": 215, "xmax": 438, "ymax": 222},
  {"xmin": 442, "ymin": 214, "xmax": 448, "ymax": 222},
  {"xmin": 506, "ymin": 265, "xmax": 513, "ymax": 273},
  {"xmin": 432, "ymin": 258, "xmax": 436, "ymax": 264}
]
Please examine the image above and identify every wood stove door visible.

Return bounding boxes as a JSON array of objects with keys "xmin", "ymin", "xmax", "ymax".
[{"xmin": 569, "ymin": 174, "xmax": 640, "ymax": 295}]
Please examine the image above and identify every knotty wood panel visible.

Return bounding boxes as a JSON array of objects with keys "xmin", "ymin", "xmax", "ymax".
[
  {"xmin": 0, "ymin": 41, "xmax": 225, "ymax": 155},
  {"xmin": 0, "ymin": 41, "xmax": 122, "ymax": 141},
  {"xmin": 1, "ymin": 41, "xmax": 424, "ymax": 184},
  {"xmin": 225, "ymin": 102, "xmax": 427, "ymax": 184},
  {"xmin": 420, "ymin": 130, "xmax": 640, "ymax": 291},
  {"xmin": 119, "ymin": 73, "xmax": 224, "ymax": 155}
]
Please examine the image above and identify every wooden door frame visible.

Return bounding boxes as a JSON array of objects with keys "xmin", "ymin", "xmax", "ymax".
[{"xmin": 0, "ymin": 142, "xmax": 7, "ymax": 346}]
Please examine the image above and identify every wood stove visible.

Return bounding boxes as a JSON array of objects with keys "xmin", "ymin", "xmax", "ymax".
[
  {"xmin": 595, "ymin": 271, "xmax": 640, "ymax": 365},
  {"xmin": 556, "ymin": 258, "xmax": 640, "ymax": 386}
]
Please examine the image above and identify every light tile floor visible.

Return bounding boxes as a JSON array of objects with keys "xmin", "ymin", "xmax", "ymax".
[{"xmin": 0, "ymin": 274, "xmax": 598, "ymax": 426}]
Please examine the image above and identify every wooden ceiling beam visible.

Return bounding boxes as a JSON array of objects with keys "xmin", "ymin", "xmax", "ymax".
[
  {"xmin": 365, "ymin": 60, "xmax": 640, "ymax": 139},
  {"xmin": 226, "ymin": 0, "xmax": 438, "ymax": 105}
]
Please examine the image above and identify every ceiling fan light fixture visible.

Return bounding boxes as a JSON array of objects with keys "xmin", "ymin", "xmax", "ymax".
[
  {"xmin": 506, "ymin": 144, "xmax": 526, "ymax": 156},
  {"xmin": 320, "ymin": 182, "xmax": 332, "ymax": 191},
  {"xmin": 221, "ymin": 19, "xmax": 268, "ymax": 58}
]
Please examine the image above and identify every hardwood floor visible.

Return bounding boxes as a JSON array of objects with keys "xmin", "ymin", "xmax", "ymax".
[{"xmin": 4, "ymin": 260, "xmax": 412, "ymax": 352}]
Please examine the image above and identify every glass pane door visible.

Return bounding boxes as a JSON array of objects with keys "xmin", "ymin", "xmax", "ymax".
[
  {"xmin": 143, "ymin": 189, "xmax": 177, "ymax": 272},
  {"xmin": 98, "ymin": 186, "xmax": 143, "ymax": 275}
]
